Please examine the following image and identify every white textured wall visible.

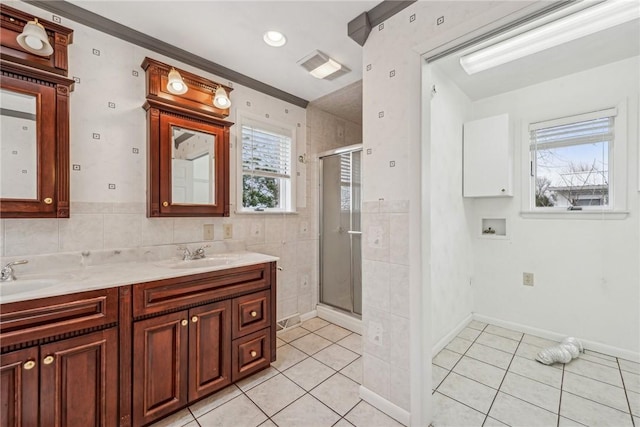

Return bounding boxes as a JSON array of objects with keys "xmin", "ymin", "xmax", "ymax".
[
  {"xmin": 360, "ymin": 1, "xmax": 556, "ymax": 424},
  {"xmin": 470, "ymin": 57, "xmax": 640, "ymax": 354},
  {"xmin": 428, "ymin": 66, "xmax": 475, "ymax": 346},
  {"xmin": 0, "ymin": 0, "xmax": 314, "ymax": 321}
]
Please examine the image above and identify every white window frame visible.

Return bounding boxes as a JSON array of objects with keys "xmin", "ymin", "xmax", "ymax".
[
  {"xmin": 522, "ymin": 100, "xmax": 629, "ymax": 218},
  {"xmin": 236, "ymin": 112, "xmax": 296, "ymax": 213}
]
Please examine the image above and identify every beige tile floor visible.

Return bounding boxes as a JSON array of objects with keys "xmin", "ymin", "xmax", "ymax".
[
  {"xmin": 432, "ymin": 320, "xmax": 640, "ymax": 427},
  {"xmin": 151, "ymin": 317, "xmax": 404, "ymax": 427},
  {"xmin": 151, "ymin": 317, "xmax": 640, "ymax": 427}
]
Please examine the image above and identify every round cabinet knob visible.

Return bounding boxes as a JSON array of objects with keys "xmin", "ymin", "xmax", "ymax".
[
  {"xmin": 163, "ymin": 201, "xmax": 169, "ymax": 207},
  {"xmin": 192, "ymin": 316, "xmax": 198, "ymax": 323},
  {"xmin": 250, "ymin": 351, "xmax": 257, "ymax": 358},
  {"xmin": 501, "ymin": 189, "xmax": 506, "ymax": 193},
  {"xmin": 43, "ymin": 356, "xmax": 54, "ymax": 365},
  {"xmin": 250, "ymin": 311, "xmax": 258, "ymax": 318},
  {"xmin": 44, "ymin": 197, "xmax": 53, "ymax": 205},
  {"xmin": 23, "ymin": 360, "xmax": 36, "ymax": 370},
  {"xmin": 181, "ymin": 319, "xmax": 188, "ymax": 326}
]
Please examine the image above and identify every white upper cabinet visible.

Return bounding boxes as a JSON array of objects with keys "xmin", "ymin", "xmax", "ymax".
[{"xmin": 463, "ymin": 113, "xmax": 513, "ymax": 197}]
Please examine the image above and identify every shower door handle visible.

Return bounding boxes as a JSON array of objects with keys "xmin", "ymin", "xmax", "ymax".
[{"xmin": 347, "ymin": 230, "xmax": 362, "ymax": 235}]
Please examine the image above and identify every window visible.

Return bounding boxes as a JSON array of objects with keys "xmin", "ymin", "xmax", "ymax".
[
  {"xmin": 530, "ymin": 108, "xmax": 616, "ymax": 210},
  {"xmin": 238, "ymin": 115, "xmax": 295, "ymax": 212}
]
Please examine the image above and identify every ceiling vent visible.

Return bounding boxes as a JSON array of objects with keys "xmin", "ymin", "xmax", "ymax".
[{"xmin": 297, "ymin": 50, "xmax": 350, "ymax": 80}]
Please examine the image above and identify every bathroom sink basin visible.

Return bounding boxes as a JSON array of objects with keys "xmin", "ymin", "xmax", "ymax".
[
  {"xmin": 0, "ymin": 274, "xmax": 69, "ymax": 296},
  {"xmin": 158, "ymin": 255, "xmax": 242, "ymax": 269}
]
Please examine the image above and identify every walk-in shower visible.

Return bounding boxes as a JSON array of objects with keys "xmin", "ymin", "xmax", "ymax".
[{"xmin": 319, "ymin": 144, "xmax": 362, "ymax": 318}]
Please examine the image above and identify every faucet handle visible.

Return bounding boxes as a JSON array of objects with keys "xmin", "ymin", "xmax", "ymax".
[{"xmin": 1, "ymin": 260, "xmax": 28, "ymax": 282}]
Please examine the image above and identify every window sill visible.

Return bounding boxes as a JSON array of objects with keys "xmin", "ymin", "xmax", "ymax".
[
  {"xmin": 520, "ymin": 210, "xmax": 629, "ymax": 220},
  {"xmin": 234, "ymin": 210, "xmax": 299, "ymax": 216}
]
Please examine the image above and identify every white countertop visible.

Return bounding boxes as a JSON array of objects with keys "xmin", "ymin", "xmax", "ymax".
[{"xmin": 0, "ymin": 251, "xmax": 279, "ymax": 304}]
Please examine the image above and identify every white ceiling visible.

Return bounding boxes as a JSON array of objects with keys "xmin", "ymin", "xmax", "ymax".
[
  {"xmin": 66, "ymin": 0, "xmax": 378, "ymax": 103},
  {"xmin": 433, "ymin": 13, "xmax": 640, "ymax": 100}
]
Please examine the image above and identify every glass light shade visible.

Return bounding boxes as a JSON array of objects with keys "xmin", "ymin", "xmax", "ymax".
[
  {"xmin": 16, "ymin": 19, "xmax": 53, "ymax": 56},
  {"xmin": 263, "ymin": 31, "xmax": 287, "ymax": 47},
  {"xmin": 310, "ymin": 59, "xmax": 342, "ymax": 79},
  {"xmin": 213, "ymin": 86, "xmax": 231, "ymax": 109},
  {"xmin": 167, "ymin": 68, "xmax": 188, "ymax": 95}
]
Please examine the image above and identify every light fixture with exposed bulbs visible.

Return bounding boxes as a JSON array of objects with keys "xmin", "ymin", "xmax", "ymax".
[
  {"xmin": 213, "ymin": 85, "xmax": 231, "ymax": 109},
  {"xmin": 16, "ymin": 18, "xmax": 53, "ymax": 57},
  {"xmin": 263, "ymin": 30, "xmax": 287, "ymax": 47},
  {"xmin": 166, "ymin": 67, "xmax": 188, "ymax": 95}
]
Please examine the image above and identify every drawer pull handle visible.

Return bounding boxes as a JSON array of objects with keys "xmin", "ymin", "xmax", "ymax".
[
  {"xmin": 23, "ymin": 360, "xmax": 36, "ymax": 370},
  {"xmin": 181, "ymin": 319, "xmax": 188, "ymax": 326},
  {"xmin": 43, "ymin": 356, "xmax": 54, "ymax": 365},
  {"xmin": 250, "ymin": 311, "xmax": 258, "ymax": 318},
  {"xmin": 250, "ymin": 350, "xmax": 257, "ymax": 358},
  {"xmin": 192, "ymin": 316, "xmax": 198, "ymax": 323}
]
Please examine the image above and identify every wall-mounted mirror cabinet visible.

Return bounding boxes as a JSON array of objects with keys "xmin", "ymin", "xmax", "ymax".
[
  {"xmin": 142, "ymin": 58, "xmax": 233, "ymax": 217},
  {"xmin": 0, "ymin": 5, "xmax": 74, "ymax": 218}
]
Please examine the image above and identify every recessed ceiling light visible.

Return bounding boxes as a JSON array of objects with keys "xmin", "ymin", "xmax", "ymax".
[{"xmin": 263, "ymin": 30, "xmax": 286, "ymax": 47}]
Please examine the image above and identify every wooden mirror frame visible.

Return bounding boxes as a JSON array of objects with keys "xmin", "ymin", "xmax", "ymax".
[
  {"xmin": 142, "ymin": 58, "xmax": 233, "ymax": 217},
  {"xmin": 0, "ymin": 6, "xmax": 74, "ymax": 218}
]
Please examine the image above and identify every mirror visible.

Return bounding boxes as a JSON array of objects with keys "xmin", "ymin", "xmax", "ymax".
[
  {"xmin": 143, "ymin": 57, "xmax": 232, "ymax": 217},
  {"xmin": 0, "ymin": 88, "xmax": 38, "ymax": 200},
  {"xmin": 171, "ymin": 126, "xmax": 216, "ymax": 205}
]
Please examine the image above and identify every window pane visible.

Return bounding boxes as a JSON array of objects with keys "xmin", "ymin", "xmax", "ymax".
[
  {"xmin": 243, "ymin": 175, "xmax": 280, "ymax": 209},
  {"xmin": 535, "ymin": 142, "xmax": 608, "ymax": 207}
]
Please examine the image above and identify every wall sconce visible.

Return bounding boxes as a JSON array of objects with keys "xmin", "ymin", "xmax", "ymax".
[
  {"xmin": 166, "ymin": 67, "xmax": 188, "ymax": 94},
  {"xmin": 16, "ymin": 18, "xmax": 53, "ymax": 56},
  {"xmin": 213, "ymin": 85, "xmax": 231, "ymax": 109}
]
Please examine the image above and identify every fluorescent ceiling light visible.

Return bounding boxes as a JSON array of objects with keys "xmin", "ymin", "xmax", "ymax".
[
  {"xmin": 310, "ymin": 58, "xmax": 342, "ymax": 79},
  {"xmin": 263, "ymin": 31, "xmax": 286, "ymax": 47},
  {"xmin": 460, "ymin": 1, "xmax": 640, "ymax": 75}
]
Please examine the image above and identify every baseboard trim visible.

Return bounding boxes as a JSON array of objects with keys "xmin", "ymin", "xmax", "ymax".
[
  {"xmin": 432, "ymin": 313, "xmax": 473, "ymax": 356},
  {"xmin": 316, "ymin": 305, "xmax": 362, "ymax": 334},
  {"xmin": 299, "ymin": 310, "xmax": 318, "ymax": 322},
  {"xmin": 473, "ymin": 313, "xmax": 640, "ymax": 363},
  {"xmin": 359, "ymin": 386, "xmax": 410, "ymax": 426}
]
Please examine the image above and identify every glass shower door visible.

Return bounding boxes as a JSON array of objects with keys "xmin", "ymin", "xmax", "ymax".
[{"xmin": 320, "ymin": 149, "xmax": 362, "ymax": 316}]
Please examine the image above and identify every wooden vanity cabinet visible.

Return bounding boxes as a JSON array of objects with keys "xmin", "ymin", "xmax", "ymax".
[
  {"xmin": 132, "ymin": 301, "xmax": 231, "ymax": 426},
  {"xmin": 129, "ymin": 262, "xmax": 276, "ymax": 426},
  {"xmin": 0, "ymin": 288, "xmax": 119, "ymax": 427}
]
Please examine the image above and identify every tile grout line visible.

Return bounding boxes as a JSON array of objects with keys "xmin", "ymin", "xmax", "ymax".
[
  {"xmin": 556, "ymin": 362, "xmax": 565, "ymax": 427},
  {"xmin": 617, "ymin": 357, "xmax": 636, "ymax": 427},
  {"xmin": 434, "ymin": 322, "xmax": 488, "ymax": 391},
  {"xmin": 481, "ymin": 332, "xmax": 524, "ymax": 427}
]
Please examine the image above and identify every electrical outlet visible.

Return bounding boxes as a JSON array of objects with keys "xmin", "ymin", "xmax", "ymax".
[
  {"xmin": 203, "ymin": 224, "xmax": 214, "ymax": 240},
  {"xmin": 523, "ymin": 272, "xmax": 534, "ymax": 286},
  {"xmin": 223, "ymin": 224, "xmax": 233, "ymax": 239}
]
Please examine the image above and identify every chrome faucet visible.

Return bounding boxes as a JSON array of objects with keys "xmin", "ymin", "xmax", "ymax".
[
  {"xmin": 1, "ymin": 260, "xmax": 28, "ymax": 282},
  {"xmin": 177, "ymin": 245, "xmax": 210, "ymax": 261}
]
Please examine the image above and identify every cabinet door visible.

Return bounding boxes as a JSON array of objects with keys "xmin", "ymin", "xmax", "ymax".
[
  {"xmin": 1, "ymin": 347, "xmax": 39, "ymax": 427},
  {"xmin": 463, "ymin": 113, "xmax": 512, "ymax": 197},
  {"xmin": 133, "ymin": 311, "xmax": 189, "ymax": 427},
  {"xmin": 188, "ymin": 300, "xmax": 231, "ymax": 401},
  {"xmin": 39, "ymin": 328, "xmax": 118, "ymax": 427}
]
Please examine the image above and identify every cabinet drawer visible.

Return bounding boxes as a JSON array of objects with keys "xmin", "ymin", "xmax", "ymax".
[
  {"xmin": 232, "ymin": 290, "xmax": 270, "ymax": 339},
  {"xmin": 232, "ymin": 328, "xmax": 271, "ymax": 382},
  {"xmin": 0, "ymin": 288, "xmax": 118, "ymax": 348},
  {"xmin": 134, "ymin": 263, "xmax": 270, "ymax": 317}
]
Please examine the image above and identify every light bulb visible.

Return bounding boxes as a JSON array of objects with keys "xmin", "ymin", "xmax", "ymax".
[{"xmin": 25, "ymin": 35, "xmax": 43, "ymax": 50}]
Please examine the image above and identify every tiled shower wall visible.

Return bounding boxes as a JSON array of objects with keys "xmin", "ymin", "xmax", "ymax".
[{"xmin": 0, "ymin": 0, "xmax": 339, "ymax": 322}]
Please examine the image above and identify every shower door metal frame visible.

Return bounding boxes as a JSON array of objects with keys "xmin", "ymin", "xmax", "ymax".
[{"xmin": 318, "ymin": 144, "xmax": 363, "ymax": 317}]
